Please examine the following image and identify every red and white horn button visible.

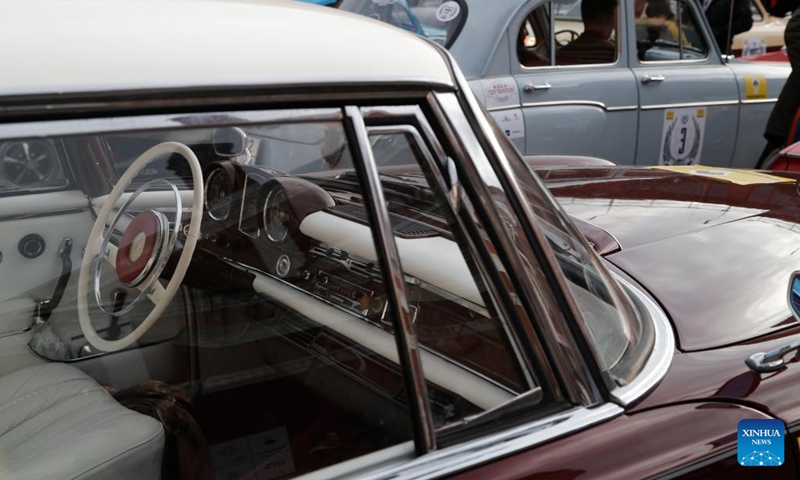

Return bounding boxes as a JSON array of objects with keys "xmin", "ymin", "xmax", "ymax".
[{"xmin": 116, "ymin": 210, "xmax": 167, "ymax": 287}]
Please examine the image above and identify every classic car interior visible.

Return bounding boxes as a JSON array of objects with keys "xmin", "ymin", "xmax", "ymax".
[{"xmin": 0, "ymin": 112, "xmax": 539, "ymax": 479}]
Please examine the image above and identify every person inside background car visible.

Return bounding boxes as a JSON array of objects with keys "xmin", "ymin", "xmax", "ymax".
[
  {"xmin": 557, "ymin": 0, "xmax": 618, "ymax": 65},
  {"xmin": 643, "ymin": 0, "xmax": 685, "ymax": 44}
]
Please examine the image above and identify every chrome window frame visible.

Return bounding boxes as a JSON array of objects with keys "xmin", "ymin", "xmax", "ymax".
[{"xmin": 360, "ymin": 106, "xmax": 546, "ymax": 400}]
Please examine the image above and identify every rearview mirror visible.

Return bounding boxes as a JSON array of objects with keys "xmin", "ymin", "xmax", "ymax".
[{"xmin": 213, "ymin": 127, "xmax": 246, "ymax": 158}]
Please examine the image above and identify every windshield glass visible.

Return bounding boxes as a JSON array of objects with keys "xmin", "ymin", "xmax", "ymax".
[
  {"xmin": 338, "ymin": 0, "xmax": 466, "ymax": 47},
  {"xmin": 482, "ymin": 110, "xmax": 652, "ymax": 385}
]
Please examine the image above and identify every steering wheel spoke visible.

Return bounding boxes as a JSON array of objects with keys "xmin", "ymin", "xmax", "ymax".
[
  {"xmin": 141, "ymin": 279, "xmax": 167, "ymax": 305},
  {"xmin": 105, "ymin": 243, "xmax": 118, "ymax": 268}
]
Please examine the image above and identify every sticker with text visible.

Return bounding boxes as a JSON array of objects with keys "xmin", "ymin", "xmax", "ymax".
[{"xmin": 738, "ymin": 419, "xmax": 784, "ymax": 467}]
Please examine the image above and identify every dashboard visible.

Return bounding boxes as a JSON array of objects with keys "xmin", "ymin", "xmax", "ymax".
[{"xmin": 187, "ymin": 159, "xmax": 527, "ymax": 417}]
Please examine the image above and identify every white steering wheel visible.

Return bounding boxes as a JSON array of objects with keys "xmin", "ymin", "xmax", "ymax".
[{"xmin": 78, "ymin": 142, "xmax": 204, "ymax": 352}]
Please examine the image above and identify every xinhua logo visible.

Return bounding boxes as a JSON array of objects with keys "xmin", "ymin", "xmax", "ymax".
[{"xmin": 737, "ymin": 419, "xmax": 785, "ymax": 467}]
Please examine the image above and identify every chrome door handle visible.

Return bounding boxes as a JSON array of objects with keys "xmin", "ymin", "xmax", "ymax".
[
  {"xmin": 523, "ymin": 82, "xmax": 552, "ymax": 93},
  {"xmin": 641, "ymin": 75, "xmax": 666, "ymax": 84}
]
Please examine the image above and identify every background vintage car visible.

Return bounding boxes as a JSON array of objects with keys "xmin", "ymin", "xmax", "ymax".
[
  {"xmin": 4, "ymin": 1, "xmax": 800, "ymax": 480},
  {"xmin": 734, "ymin": 0, "xmax": 790, "ymax": 57},
  {"xmin": 338, "ymin": 0, "xmax": 792, "ymax": 169}
]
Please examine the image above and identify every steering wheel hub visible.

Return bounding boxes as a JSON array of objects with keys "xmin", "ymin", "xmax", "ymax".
[{"xmin": 116, "ymin": 210, "xmax": 168, "ymax": 287}]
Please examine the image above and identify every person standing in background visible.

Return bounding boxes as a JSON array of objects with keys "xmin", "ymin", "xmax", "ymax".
[
  {"xmin": 703, "ymin": 0, "xmax": 753, "ymax": 54},
  {"xmin": 760, "ymin": 9, "xmax": 800, "ymax": 164},
  {"xmin": 766, "ymin": 0, "xmax": 797, "ymax": 17}
]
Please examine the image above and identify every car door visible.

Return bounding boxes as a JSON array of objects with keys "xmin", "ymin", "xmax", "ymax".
[
  {"xmin": 631, "ymin": 0, "xmax": 740, "ymax": 166},
  {"xmin": 504, "ymin": 0, "xmax": 640, "ymax": 164},
  {"xmin": 0, "ymin": 138, "xmax": 93, "ymax": 306}
]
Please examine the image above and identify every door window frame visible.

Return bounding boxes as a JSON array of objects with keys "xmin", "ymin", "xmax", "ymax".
[
  {"xmin": 633, "ymin": 0, "xmax": 719, "ymax": 65},
  {"xmin": 512, "ymin": 0, "xmax": 625, "ymax": 72}
]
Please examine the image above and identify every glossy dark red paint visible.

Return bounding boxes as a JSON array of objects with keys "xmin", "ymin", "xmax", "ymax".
[
  {"xmin": 450, "ymin": 403, "xmax": 796, "ymax": 480},
  {"xmin": 540, "ymin": 166, "xmax": 800, "ymax": 351}
]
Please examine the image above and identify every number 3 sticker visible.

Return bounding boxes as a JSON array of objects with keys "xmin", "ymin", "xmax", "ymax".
[{"xmin": 659, "ymin": 107, "xmax": 706, "ymax": 165}]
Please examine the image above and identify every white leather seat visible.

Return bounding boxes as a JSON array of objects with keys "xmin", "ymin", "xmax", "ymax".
[{"xmin": 0, "ymin": 363, "xmax": 164, "ymax": 480}]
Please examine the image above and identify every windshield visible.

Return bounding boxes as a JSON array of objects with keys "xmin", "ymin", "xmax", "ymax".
[
  {"xmin": 338, "ymin": 0, "xmax": 466, "ymax": 47},
  {"xmin": 482, "ymin": 110, "xmax": 652, "ymax": 385}
]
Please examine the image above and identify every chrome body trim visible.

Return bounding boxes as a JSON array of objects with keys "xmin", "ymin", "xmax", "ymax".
[
  {"xmin": 0, "ymin": 108, "xmax": 343, "ymax": 140},
  {"xmin": 345, "ymin": 106, "xmax": 437, "ymax": 454},
  {"xmin": 741, "ymin": 98, "xmax": 778, "ymax": 104},
  {"xmin": 485, "ymin": 105, "xmax": 523, "ymax": 112},
  {"xmin": 521, "ymin": 100, "xmax": 637, "ymax": 112},
  {"xmin": 641, "ymin": 100, "xmax": 739, "ymax": 110},
  {"xmin": 609, "ymin": 272, "xmax": 675, "ymax": 406},
  {"xmin": 361, "ymin": 403, "xmax": 623, "ymax": 480}
]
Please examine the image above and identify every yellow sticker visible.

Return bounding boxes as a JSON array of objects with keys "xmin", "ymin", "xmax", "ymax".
[
  {"xmin": 651, "ymin": 165, "xmax": 794, "ymax": 186},
  {"xmin": 666, "ymin": 110, "xmax": 675, "ymax": 121},
  {"xmin": 697, "ymin": 109, "xmax": 705, "ymax": 119},
  {"xmin": 744, "ymin": 74, "xmax": 768, "ymax": 100}
]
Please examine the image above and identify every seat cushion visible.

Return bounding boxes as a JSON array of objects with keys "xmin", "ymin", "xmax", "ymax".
[{"xmin": 0, "ymin": 363, "xmax": 164, "ymax": 480}]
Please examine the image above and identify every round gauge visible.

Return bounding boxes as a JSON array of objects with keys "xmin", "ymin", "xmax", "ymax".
[
  {"xmin": 263, "ymin": 186, "xmax": 291, "ymax": 244},
  {"xmin": 204, "ymin": 169, "xmax": 233, "ymax": 221}
]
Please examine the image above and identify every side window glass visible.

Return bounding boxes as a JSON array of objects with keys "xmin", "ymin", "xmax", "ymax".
[
  {"xmin": 518, "ymin": 0, "xmax": 620, "ymax": 68},
  {"xmin": 364, "ymin": 126, "xmax": 535, "ymax": 429},
  {"xmin": 519, "ymin": 3, "xmax": 553, "ymax": 67},
  {"xmin": 555, "ymin": 0, "xmax": 619, "ymax": 65},
  {"xmin": 636, "ymin": 0, "xmax": 709, "ymax": 61},
  {"xmin": 0, "ymin": 139, "xmax": 68, "ymax": 193}
]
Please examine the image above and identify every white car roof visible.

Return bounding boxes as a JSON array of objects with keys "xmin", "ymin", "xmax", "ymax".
[{"xmin": 0, "ymin": 0, "xmax": 455, "ymax": 97}]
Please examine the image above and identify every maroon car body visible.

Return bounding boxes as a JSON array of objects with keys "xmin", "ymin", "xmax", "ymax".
[{"xmin": 453, "ymin": 166, "xmax": 800, "ymax": 479}]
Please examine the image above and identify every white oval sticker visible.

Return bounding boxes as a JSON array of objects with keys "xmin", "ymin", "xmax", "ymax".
[{"xmin": 436, "ymin": 1, "xmax": 461, "ymax": 23}]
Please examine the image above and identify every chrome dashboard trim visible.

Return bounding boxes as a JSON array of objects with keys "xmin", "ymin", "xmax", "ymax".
[
  {"xmin": 609, "ymin": 272, "xmax": 675, "ymax": 407},
  {"xmin": 360, "ymin": 403, "xmax": 623, "ymax": 480},
  {"xmin": 641, "ymin": 100, "xmax": 739, "ymax": 110}
]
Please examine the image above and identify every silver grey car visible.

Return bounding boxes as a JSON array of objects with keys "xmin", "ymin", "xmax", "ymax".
[{"xmin": 338, "ymin": 0, "xmax": 791, "ymax": 167}]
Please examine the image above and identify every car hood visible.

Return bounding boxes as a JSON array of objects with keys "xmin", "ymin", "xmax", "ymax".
[{"xmin": 540, "ymin": 166, "xmax": 800, "ymax": 351}]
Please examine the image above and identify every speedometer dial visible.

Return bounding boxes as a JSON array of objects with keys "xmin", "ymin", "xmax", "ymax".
[
  {"xmin": 263, "ymin": 186, "xmax": 290, "ymax": 243},
  {"xmin": 205, "ymin": 169, "xmax": 233, "ymax": 221}
]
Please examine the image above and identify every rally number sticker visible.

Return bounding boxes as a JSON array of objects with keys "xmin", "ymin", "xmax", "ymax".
[
  {"xmin": 742, "ymin": 38, "xmax": 767, "ymax": 57},
  {"xmin": 658, "ymin": 107, "xmax": 706, "ymax": 165}
]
